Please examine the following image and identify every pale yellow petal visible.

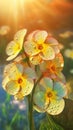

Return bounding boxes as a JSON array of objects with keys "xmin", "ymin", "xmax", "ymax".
[
  {"xmin": 27, "ymin": 30, "xmax": 39, "ymax": 40},
  {"xmin": 8, "ymin": 64, "xmax": 23, "ymax": 80},
  {"xmin": 47, "ymin": 99, "xmax": 65, "ymax": 115},
  {"xmin": 6, "ymin": 80, "xmax": 20, "ymax": 95},
  {"xmin": 24, "ymin": 67, "xmax": 36, "ymax": 79},
  {"xmin": 40, "ymin": 45, "xmax": 55, "ymax": 60},
  {"xmin": 20, "ymin": 78, "xmax": 34, "ymax": 96},
  {"xmin": 3, "ymin": 63, "xmax": 15, "ymax": 77},
  {"xmin": 2, "ymin": 76, "xmax": 10, "ymax": 90},
  {"xmin": 6, "ymin": 52, "xmax": 19, "ymax": 61},
  {"xmin": 14, "ymin": 29, "xmax": 27, "ymax": 47},
  {"xmin": 24, "ymin": 41, "xmax": 39, "ymax": 56},
  {"xmin": 34, "ymin": 30, "xmax": 48, "ymax": 43},
  {"xmin": 29, "ymin": 55, "xmax": 43, "ymax": 65},
  {"xmin": 4, "ymin": 63, "xmax": 23, "ymax": 80},
  {"xmin": 6, "ymin": 41, "xmax": 20, "ymax": 61},
  {"xmin": 6, "ymin": 41, "xmax": 16, "ymax": 55}
]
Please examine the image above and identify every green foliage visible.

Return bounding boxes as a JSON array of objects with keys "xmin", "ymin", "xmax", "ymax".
[
  {"xmin": 0, "ymin": 36, "xmax": 7, "ymax": 64},
  {"xmin": 39, "ymin": 114, "xmax": 64, "ymax": 130}
]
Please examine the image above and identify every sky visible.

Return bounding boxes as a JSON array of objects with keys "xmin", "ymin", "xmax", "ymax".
[{"xmin": 0, "ymin": 0, "xmax": 73, "ymax": 32}]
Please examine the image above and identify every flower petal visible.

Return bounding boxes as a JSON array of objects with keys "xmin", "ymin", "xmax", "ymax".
[
  {"xmin": 40, "ymin": 45, "xmax": 55, "ymax": 60},
  {"xmin": 33, "ymin": 91, "xmax": 48, "ymax": 110},
  {"xmin": 46, "ymin": 37, "xmax": 59, "ymax": 45},
  {"xmin": 6, "ymin": 80, "xmax": 20, "ymax": 95},
  {"xmin": 6, "ymin": 41, "xmax": 21, "ymax": 61},
  {"xmin": 3, "ymin": 63, "xmax": 14, "ymax": 77},
  {"xmin": 14, "ymin": 55, "xmax": 23, "ymax": 63},
  {"xmin": 20, "ymin": 78, "xmax": 34, "ymax": 96},
  {"xmin": 56, "ymin": 72, "xmax": 66, "ymax": 84},
  {"xmin": 34, "ymin": 104, "xmax": 46, "ymax": 113},
  {"xmin": 5, "ymin": 63, "xmax": 23, "ymax": 80},
  {"xmin": 6, "ymin": 52, "xmax": 19, "ymax": 61},
  {"xmin": 27, "ymin": 30, "xmax": 39, "ymax": 40},
  {"xmin": 52, "ymin": 45, "xmax": 60, "ymax": 54},
  {"xmin": 42, "ymin": 77, "xmax": 53, "ymax": 90},
  {"xmin": 47, "ymin": 99, "xmax": 65, "ymax": 115},
  {"xmin": 6, "ymin": 41, "xmax": 17, "ymax": 55},
  {"xmin": 29, "ymin": 55, "xmax": 43, "ymax": 65},
  {"xmin": 2, "ymin": 76, "xmax": 10, "ymax": 90},
  {"xmin": 14, "ymin": 29, "xmax": 27, "ymax": 46},
  {"xmin": 34, "ymin": 30, "xmax": 48, "ymax": 43},
  {"xmin": 54, "ymin": 81, "xmax": 66, "ymax": 98},
  {"xmin": 54, "ymin": 53, "xmax": 64, "ymax": 70},
  {"xmin": 24, "ymin": 41, "xmax": 39, "ymax": 56},
  {"xmin": 24, "ymin": 67, "xmax": 36, "ymax": 79}
]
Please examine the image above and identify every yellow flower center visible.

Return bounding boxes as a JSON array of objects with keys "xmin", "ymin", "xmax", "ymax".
[
  {"xmin": 45, "ymin": 88, "xmax": 57, "ymax": 103},
  {"xmin": 13, "ymin": 43, "xmax": 20, "ymax": 52}
]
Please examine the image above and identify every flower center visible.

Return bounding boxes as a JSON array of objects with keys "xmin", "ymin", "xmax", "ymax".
[
  {"xmin": 51, "ymin": 65, "xmax": 56, "ymax": 72},
  {"xmin": 38, "ymin": 44, "xmax": 43, "ymax": 50},
  {"xmin": 18, "ymin": 78, "xmax": 23, "ymax": 84},
  {"xmin": 13, "ymin": 44, "xmax": 20, "ymax": 52},
  {"xmin": 47, "ymin": 92, "xmax": 53, "ymax": 98},
  {"xmin": 46, "ymin": 89, "xmax": 57, "ymax": 102}
]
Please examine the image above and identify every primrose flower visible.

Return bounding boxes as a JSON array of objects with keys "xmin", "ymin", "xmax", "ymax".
[
  {"xmin": 33, "ymin": 77, "xmax": 67, "ymax": 115},
  {"xmin": 24, "ymin": 30, "xmax": 60, "ymax": 65},
  {"xmin": 2, "ymin": 63, "xmax": 36, "ymax": 100},
  {"xmin": 64, "ymin": 49, "xmax": 73, "ymax": 59},
  {"xmin": 6, "ymin": 29, "xmax": 27, "ymax": 61},
  {"xmin": 40, "ymin": 53, "xmax": 65, "ymax": 81}
]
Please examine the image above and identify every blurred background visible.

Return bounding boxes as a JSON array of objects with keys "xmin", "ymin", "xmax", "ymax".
[{"xmin": 0, "ymin": 0, "xmax": 73, "ymax": 130}]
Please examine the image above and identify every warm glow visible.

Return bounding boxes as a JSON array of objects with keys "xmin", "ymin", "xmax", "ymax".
[
  {"xmin": 0, "ymin": 0, "xmax": 35, "ymax": 28},
  {"xmin": 0, "ymin": 0, "xmax": 73, "ymax": 32}
]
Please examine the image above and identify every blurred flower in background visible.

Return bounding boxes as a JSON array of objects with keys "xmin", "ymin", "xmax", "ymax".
[{"xmin": 0, "ymin": 25, "xmax": 10, "ymax": 36}]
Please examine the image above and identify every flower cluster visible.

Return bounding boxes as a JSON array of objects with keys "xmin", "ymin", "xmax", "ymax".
[{"xmin": 2, "ymin": 29, "xmax": 67, "ymax": 115}]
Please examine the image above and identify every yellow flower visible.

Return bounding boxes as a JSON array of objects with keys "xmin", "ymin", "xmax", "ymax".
[
  {"xmin": 24, "ymin": 30, "xmax": 60, "ymax": 65},
  {"xmin": 40, "ymin": 53, "xmax": 65, "ymax": 83},
  {"xmin": 2, "ymin": 63, "xmax": 36, "ymax": 100},
  {"xmin": 64, "ymin": 49, "xmax": 73, "ymax": 59},
  {"xmin": 6, "ymin": 29, "xmax": 27, "ymax": 61},
  {"xmin": 33, "ymin": 77, "xmax": 66, "ymax": 115}
]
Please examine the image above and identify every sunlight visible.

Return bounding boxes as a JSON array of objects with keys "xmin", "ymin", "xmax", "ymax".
[{"xmin": 0, "ymin": 0, "xmax": 57, "ymax": 30}]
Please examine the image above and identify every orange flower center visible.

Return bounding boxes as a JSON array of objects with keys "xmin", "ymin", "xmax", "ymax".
[
  {"xmin": 18, "ymin": 78, "xmax": 23, "ymax": 84},
  {"xmin": 51, "ymin": 65, "xmax": 56, "ymax": 72},
  {"xmin": 38, "ymin": 44, "xmax": 43, "ymax": 50},
  {"xmin": 47, "ymin": 62, "xmax": 56, "ymax": 74},
  {"xmin": 47, "ymin": 92, "xmax": 53, "ymax": 98}
]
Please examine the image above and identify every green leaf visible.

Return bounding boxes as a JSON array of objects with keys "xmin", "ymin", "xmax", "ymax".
[{"xmin": 39, "ymin": 114, "xmax": 64, "ymax": 130}]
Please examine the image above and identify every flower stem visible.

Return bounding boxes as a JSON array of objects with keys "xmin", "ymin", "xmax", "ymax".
[{"xmin": 29, "ymin": 74, "xmax": 43, "ymax": 130}]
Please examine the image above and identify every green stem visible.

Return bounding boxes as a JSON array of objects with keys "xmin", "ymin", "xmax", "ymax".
[
  {"xmin": 29, "ymin": 74, "xmax": 43, "ymax": 130},
  {"xmin": 23, "ymin": 49, "xmax": 43, "ymax": 130}
]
